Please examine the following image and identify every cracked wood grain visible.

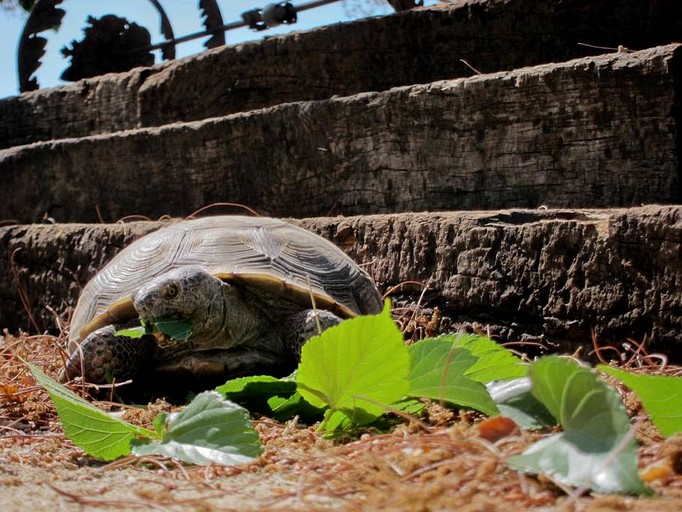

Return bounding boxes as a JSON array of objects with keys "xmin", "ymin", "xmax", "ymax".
[
  {"xmin": 1, "ymin": 207, "xmax": 680, "ymax": 355},
  {"xmin": 1, "ymin": 45, "xmax": 681, "ymax": 223}
]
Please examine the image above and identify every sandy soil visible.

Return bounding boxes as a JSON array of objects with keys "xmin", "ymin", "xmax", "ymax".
[{"xmin": 2, "ymin": 334, "xmax": 682, "ymax": 511}]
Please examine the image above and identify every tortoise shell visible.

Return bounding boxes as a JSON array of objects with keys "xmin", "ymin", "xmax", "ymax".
[{"xmin": 68, "ymin": 216, "xmax": 383, "ymax": 349}]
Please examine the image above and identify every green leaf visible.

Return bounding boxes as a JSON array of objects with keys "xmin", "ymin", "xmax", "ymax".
[
  {"xmin": 152, "ymin": 412, "xmax": 167, "ymax": 437},
  {"xmin": 598, "ymin": 365, "xmax": 682, "ymax": 437},
  {"xmin": 154, "ymin": 317, "xmax": 192, "ymax": 341},
  {"xmin": 390, "ymin": 398, "xmax": 427, "ymax": 416},
  {"xmin": 444, "ymin": 334, "xmax": 528, "ymax": 382},
  {"xmin": 296, "ymin": 302, "xmax": 410, "ymax": 428},
  {"xmin": 321, "ymin": 409, "xmax": 366, "ymax": 433},
  {"xmin": 216, "ymin": 375, "xmax": 322, "ymax": 421},
  {"xmin": 268, "ymin": 392, "xmax": 323, "ymax": 421},
  {"xmin": 25, "ymin": 362, "xmax": 154, "ymax": 461},
  {"xmin": 116, "ymin": 318, "xmax": 191, "ymax": 341},
  {"xmin": 487, "ymin": 378, "xmax": 555, "ymax": 429},
  {"xmin": 407, "ymin": 339, "xmax": 498, "ymax": 416},
  {"xmin": 218, "ymin": 375, "xmax": 297, "ymax": 399},
  {"xmin": 115, "ymin": 326, "xmax": 147, "ymax": 338},
  {"xmin": 507, "ymin": 357, "xmax": 649, "ymax": 495},
  {"xmin": 132, "ymin": 391, "xmax": 263, "ymax": 465},
  {"xmin": 319, "ymin": 399, "xmax": 427, "ymax": 438}
]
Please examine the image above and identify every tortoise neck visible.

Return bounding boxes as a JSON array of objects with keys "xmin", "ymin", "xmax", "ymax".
[
  {"xmin": 219, "ymin": 283, "xmax": 286, "ymax": 354},
  {"xmin": 188, "ymin": 282, "xmax": 232, "ymax": 348}
]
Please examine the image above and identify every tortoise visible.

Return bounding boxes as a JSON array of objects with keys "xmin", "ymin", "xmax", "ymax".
[{"xmin": 61, "ymin": 215, "xmax": 383, "ymax": 393}]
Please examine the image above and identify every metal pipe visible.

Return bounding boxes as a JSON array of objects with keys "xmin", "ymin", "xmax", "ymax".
[{"xmin": 146, "ymin": 0, "xmax": 343, "ymax": 53}]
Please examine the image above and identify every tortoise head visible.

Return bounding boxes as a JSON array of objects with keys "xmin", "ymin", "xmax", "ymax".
[{"xmin": 133, "ymin": 266, "xmax": 229, "ymax": 347}]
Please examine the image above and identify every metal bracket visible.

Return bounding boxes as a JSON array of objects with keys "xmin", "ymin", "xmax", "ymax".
[{"xmin": 242, "ymin": 2, "xmax": 297, "ymax": 31}]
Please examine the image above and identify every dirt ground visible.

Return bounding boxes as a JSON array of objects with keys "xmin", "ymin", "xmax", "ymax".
[{"xmin": 2, "ymin": 333, "xmax": 682, "ymax": 511}]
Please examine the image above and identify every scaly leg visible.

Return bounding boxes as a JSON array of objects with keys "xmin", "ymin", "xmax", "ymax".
[{"xmin": 59, "ymin": 325, "xmax": 157, "ymax": 384}]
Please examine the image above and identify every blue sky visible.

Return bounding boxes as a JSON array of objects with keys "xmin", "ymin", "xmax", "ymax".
[{"xmin": 0, "ymin": 0, "xmax": 418, "ymax": 99}]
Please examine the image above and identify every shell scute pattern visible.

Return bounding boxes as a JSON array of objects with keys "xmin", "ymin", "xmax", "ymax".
[{"xmin": 69, "ymin": 216, "xmax": 382, "ymax": 348}]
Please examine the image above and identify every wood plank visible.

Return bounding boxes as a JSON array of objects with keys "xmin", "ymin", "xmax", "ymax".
[
  {"xmin": 2, "ymin": 0, "xmax": 682, "ymax": 148},
  {"xmin": 2, "ymin": 206, "xmax": 680, "ymax": 354},
  {"xmin": 1, "ymin": 46, "xmax": 679, "ymax": 223}
]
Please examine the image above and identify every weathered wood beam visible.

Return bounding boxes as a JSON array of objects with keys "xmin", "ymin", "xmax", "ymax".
[
  {"xmin": 1, "ymin": 45, "xmax": 680, "ymax": 223},
  {"xmin": 2, "ymin": 207, "xmax": 680, "ymax": 355},
  {"xmin": 2, "ymin": 0, "xmax": 682, "ymax": 149}
]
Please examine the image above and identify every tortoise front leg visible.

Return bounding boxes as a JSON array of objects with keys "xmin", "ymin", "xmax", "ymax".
[{"xmin": 59, "ymin": 325, "xmax": 158, "ymax": 384}]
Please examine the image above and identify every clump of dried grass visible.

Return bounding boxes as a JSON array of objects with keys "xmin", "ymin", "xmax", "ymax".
[{"xmin": 0, "ymin": 333, "xmax": 65, "ymax": 433}]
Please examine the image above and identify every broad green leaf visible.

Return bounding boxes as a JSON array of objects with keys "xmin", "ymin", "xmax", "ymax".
[
  {"xmin": 320, "ymin": 399, "xmax": 427, "ymax": 438},
  {"xmin": 116, "ymin": 318, "xmax": 191, "ymax": 341},
  {"xmin": 267, "ymin": 391, "xmax": 324, "ymax": 421},
  {"xmin": 154, "ymin": 317, "xmax": 192, "ymax": 341},
  {"xmin": 407, "ymin": 339, "xmax": 498, "ymax": 416},
  {"xmin": 132, "ymin": 391, "xmax": 263, "ymax": 465},
  {"xmin": 391, "ymin": 398, "xmax": 427, "ymax": 416},
  {"xmin": 216, "ymin": 375, "xmax": 322, "ymax": 421},
  {"xmin": 321, "ymin": 409, "xmax": 366, "ymax": 433},
  {"xmin": 115, "ymin": 326, "xmax": 147, "ymax": 338},
  {"xmin": 296, "ymin": 302, "xmax": 410, "ymax": 428},
  {"xmin": 26, "ymin": 362, "xmax": 154, "ymax": 461},
  {"xmin": 598, "ymin": 365, "xmax": 682, "ymax": 437},
  {"xmin": 217, "ymin": 375, "xmax": 297, "ymax": 399},
  {"xmin": 444, "ymin": 334, "xmax": 528, "ymax": 382},
  {"xmin": 507, "ymin": 357, "xmax": 649, "ymax": 495},
  {"xmin": 281, "ymin": 370, "xmax": 298, "ymax": 382},
  {"xmin": 152, "ymin": 412, "xmax": 167, "ymax": 437},
  {"xmin": 487, "ymin": 378, "xmax": 555, "ymax": 429}
]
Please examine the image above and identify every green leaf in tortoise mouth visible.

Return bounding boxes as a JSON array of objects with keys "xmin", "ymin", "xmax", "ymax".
[{"xmin": 116, "ymin": 317, "xmax": 192, "ymax": 342}]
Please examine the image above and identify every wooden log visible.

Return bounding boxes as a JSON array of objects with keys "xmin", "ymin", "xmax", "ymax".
[
  {"xmin": 1, "ymin": 45, "xmax": 679, "ymax": 223},
  {"xmin": 2, "ymin": 206, "xmax": 680, "ymax": 355},
  {"xmin": 2, "ymin": 0, "xmax": 682, "ymax": 149}
]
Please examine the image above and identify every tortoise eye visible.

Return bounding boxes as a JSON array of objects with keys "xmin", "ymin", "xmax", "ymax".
[{"xmin": 164, "ymin": 284, "xmax": 179, "ymax": 299}]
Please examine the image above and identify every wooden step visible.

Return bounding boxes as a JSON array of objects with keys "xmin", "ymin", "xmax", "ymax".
[
  {"xmin": 1, "ymin": 45, "xmax": 680, "ymax": 223},
  {"xmin": 2, "ymin": 206, "xmax": 680, "ymax": 355},
  {"xmin": 2, "ymin": 0, "xmax": 681, "ymax": 149}
]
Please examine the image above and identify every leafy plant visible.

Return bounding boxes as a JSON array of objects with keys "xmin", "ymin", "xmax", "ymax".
[
  {"xmin": 598, "ymin": 365, "xmax": 682, "ymax": 437},
  {"xmin": 32, "ymin": 302, "xmax": 669, "ymax": 498},
  {"xmin": 132, "ymin": 391, "xmax": 263, "ymax": 465},
  {"xmin": 217, "ymin": 326, "xmax": 541, "ymax": 427},
  {"xmin": 28, "ymin": 361, "xmax": 154, "ymax": 461},
  {"xmin": 486, "ymin": 377, "xmax": 555, "ymax": 429},
  {"xmin": 217, "ymin": 374, "xmax": 322, "ymax": 422},
  {"xmin": 406, "ymin": 338, "xmax": 498, "ymax": 416},
  {"xmin": 444, "ymin": 333, "xmax": 528, "ymax": 382},
  {"xmin": 296, "ymin": 302, "xmax": 410, "ymax": 430},
  {"xmin": 26, "ymin": 362, "xmax": 262, "ymax": 465},
  {"xmin": 507, "ymin": 356, "xmax": 649, "ymax": 495}
]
